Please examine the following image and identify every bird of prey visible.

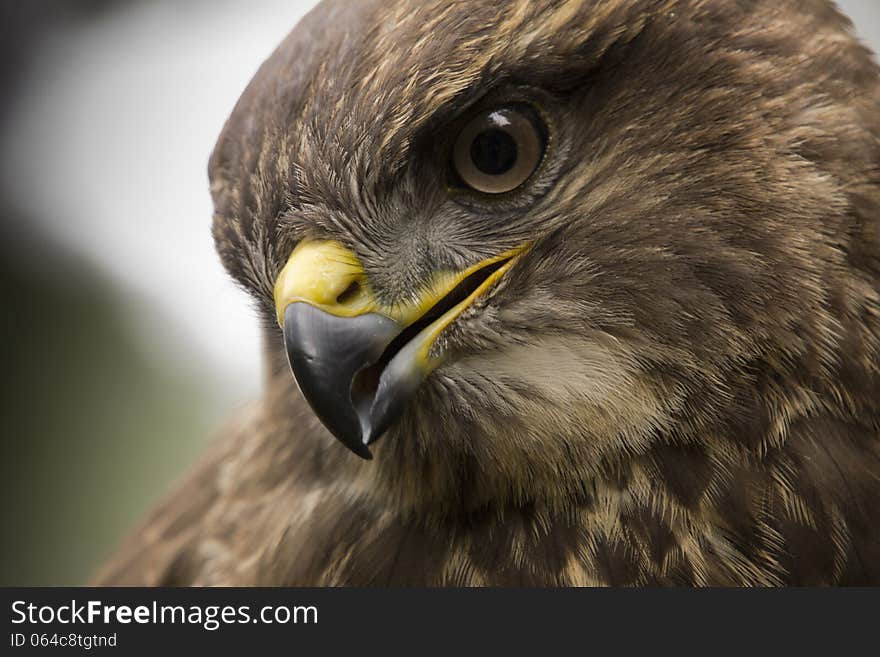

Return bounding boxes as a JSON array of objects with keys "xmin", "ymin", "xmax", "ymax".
[{"xmin": 95, "ymin": 0, "xmax": 880, "ymax": 586}]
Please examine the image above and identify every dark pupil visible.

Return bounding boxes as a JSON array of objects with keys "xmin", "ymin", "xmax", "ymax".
[{"xmin": 470, "ymin": 129, "xmax": 518, "ymax": 176}]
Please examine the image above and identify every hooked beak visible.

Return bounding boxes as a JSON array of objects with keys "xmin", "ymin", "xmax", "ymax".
[{"xmin": 274, "ymin": 239, "xmax": 525, "ymax": 458}]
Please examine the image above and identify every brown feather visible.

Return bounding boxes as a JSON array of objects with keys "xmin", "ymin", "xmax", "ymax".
[{"xmin": 97, "ymin": 0, "xmax": 880, "ymax": 586}]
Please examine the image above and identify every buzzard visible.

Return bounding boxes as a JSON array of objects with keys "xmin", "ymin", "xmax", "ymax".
[{"xmin": 96, "ymin": 0, "xmax": 880, "ymax": 586}]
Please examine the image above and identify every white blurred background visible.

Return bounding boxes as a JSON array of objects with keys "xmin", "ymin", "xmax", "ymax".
[
  {"xmin": 2, "ymin": 0, "xmax": 320, "ymax": 409},
  {"xmin": 0, "ymin": 0, "xmax": 876, "ymax": 584}
]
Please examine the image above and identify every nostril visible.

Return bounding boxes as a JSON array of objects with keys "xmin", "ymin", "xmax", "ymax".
[{"xmin": 336, "ymin": 280, "xmax": 361, "ymax": 305}]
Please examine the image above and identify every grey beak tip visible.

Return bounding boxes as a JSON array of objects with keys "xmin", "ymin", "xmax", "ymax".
[
  {"xmin": 283, "ymin": 303, "xmax": 404, "ymax": 459},
  {"xmin": 362, "ymin": 426, "xmax": 383, "ymax": 447}
]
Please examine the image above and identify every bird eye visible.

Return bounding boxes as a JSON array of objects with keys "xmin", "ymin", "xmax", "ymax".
[{"xmin": 451, "ymin": 104, "xmax": 546, "ymax": 195}]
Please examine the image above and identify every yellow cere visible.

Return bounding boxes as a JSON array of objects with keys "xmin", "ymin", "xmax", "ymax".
[
  {"xmin": 274, "ymin": 239, "xmax": 527, "ymax": 332},
  {"xmin": 273, "ymin": 240, "xmax": 376, "ymax": 324}
]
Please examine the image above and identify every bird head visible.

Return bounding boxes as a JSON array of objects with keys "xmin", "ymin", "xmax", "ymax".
[{"xmin": 209, "ymin": 0, "xmax": 878, "ymax": 508}]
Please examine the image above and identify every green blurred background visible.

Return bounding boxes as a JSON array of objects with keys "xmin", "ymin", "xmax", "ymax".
[
  {"xmin": 1, "ymin": 224, "xmax": 213, "ymax": 585},
  {"xmin": 0, "ymin": 0, "xmax": 877, "ymax": 585}
]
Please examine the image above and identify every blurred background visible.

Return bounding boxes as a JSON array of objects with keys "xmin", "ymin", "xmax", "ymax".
[
  {"xmin": 0, "ymin": 0, "xmax": 319, "ymax": 586},
  {"xmin": 0, "ymin": 1, "xmax": 877, "ymax": 586}
]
